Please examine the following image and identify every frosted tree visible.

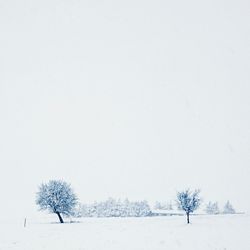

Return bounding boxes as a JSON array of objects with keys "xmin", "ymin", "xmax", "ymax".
[
  {"xmin": 205, "ymin": 201, "xmax": 220, "ymax": 214},
  {"xmin": 176, "ymin": 189, "xmax": 201, "ymax": 224},
  {"xmin": 36, "ymin": 180, "xmax": 78, "ymax": 223},
  {"xmin": 223, "ymin": 201, "xmax": 236, "ymax": 214},
  {"xmin": 136, "ymin": 200, "xmax": 151, "ymax": 216}
]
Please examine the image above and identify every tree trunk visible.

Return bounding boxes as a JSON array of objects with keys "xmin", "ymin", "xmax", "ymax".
[
  {"xmin": 186, "ymin": 212, "xmax": 190, "ymax": 224},
  {"xmin": 56, "ymin": 212, "xmax": 64, "ymax": 223}
]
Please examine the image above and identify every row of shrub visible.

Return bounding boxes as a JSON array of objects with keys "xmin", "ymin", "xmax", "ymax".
[
  {"xmin": 74, "ymin": 198, "xmax": 152, "ymax": 217},
  {"xmin": 73, "ymin": 199, "xmax": 236, "ymax": 218}
]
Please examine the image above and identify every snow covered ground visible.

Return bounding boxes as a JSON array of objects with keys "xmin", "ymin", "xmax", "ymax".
[{"xmin": 0, "ymin": 214, "xmax": 249, "ymax": 250}]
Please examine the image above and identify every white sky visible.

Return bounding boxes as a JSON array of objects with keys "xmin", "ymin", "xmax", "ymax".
[{"xmin": 0, "ymin": 0, "xmax": 250, "ymax": 217}]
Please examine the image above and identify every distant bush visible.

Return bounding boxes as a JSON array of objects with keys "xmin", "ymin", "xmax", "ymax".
[
  {"xmin": 205, "ymin": 201, "xmax": 220, "ymax": 214},
  {"xmin": 223, "ymin": 201, "xmax": 236, "ymax": 214},
  {"xmin": 154, "ymin": 201, "xmax": 173, "ymax": 210},
  {"xmin": 74, "ymin": 198, "xmax": 152, "ymax": 217}
]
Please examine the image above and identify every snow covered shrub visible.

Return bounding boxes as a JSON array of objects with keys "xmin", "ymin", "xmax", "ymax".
[
  {"xmin": 78, "ymin": 199, "xmax": 152, "ymax": 217},
  {"xmin": 223, "ymin": 201, "xmax": 236, "ymax": 214},
  {"xmin": 72, "ymin": 203, "xmax": 84, "ymax": 218},
  {"xmin": 36, "ymin": 180, "xmax": 78, "ymax": 223},
  {"xmin": 154, "ymin": 201, "xmax": 173, "ymax": 210},
  {"xmin": 205, "ymin": 201, "xmax": 220, "ymax": 214}
]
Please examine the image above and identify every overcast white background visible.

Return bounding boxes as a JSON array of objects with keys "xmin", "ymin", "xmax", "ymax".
[{"xmin": 0, "ymin": 0, "xmax": 250, "ymax": 218}]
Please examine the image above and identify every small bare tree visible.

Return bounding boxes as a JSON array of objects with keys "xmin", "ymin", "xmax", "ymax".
[
  {"xmin": 176, "ymin": 189, "xmax": 201, "ymax": 224},
  {"xmin": 36, "ymin": 180, "xmax": 78, "ymax": 223}
]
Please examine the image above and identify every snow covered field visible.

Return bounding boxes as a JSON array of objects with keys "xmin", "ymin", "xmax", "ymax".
[{"xmin": 0, "ymin": 214, "xmax": 249, "ymax": 250}]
